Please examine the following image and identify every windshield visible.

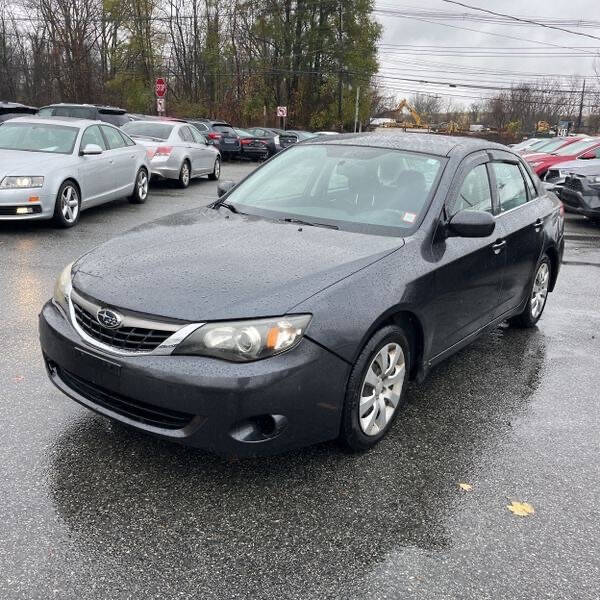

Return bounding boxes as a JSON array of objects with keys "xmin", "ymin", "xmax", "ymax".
[
  {"xmin": 554, "ymin": 138, "xmax": 598, "ymax": 156},
  {"xmin": 0, "ymin": 122, "xmax": 79, "ymax": 154},
  {"xmin": 236, "ymin": 129, "xmax": 252, "ymax": 137},
  {"xmin": 223, "ymin": 144, "xmax": 444, "ymax": 235},
  {"xmin": 533, "ymin": 138, "xmax": 573, "ymax": 153},
  {"xmin": 122, "ymin": 122, "xmax": 174, "ymax": 140}
]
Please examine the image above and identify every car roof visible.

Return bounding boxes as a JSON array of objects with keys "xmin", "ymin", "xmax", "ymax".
[
  {"xmin": 125, "ymin": 119, "xmax": 178, "ymax": 126},
  {"xmin": 40, "ymin": 103, "xmax": 126, "ymax": 114},
  {"xmin": 0, "ymin": 101, "xmax": 37, "ymax": 111},
  {"xmin": 305, "ymin": 132, "xmax": 510, "ymax": 158},
  {"xmin": 6, "ymin": 115, "xmax": 104, "ymax": 127}
]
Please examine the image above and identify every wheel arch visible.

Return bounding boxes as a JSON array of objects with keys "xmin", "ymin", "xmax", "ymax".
[
  {"xmin": 353, "ymin": 307, "xmax": 426, "ymax": 381},
  {"xmin": 544, "ymin": 244, "xmax": 559, "ymax": 292},
  {"xmin": 57, "ymin": 176, "xmax": 82, "ymax": 203}
]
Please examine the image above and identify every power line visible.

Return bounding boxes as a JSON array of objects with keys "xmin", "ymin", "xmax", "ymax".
[{"xmin": 440, "ymin": 0, "xmax": 600, "ymax": 43}]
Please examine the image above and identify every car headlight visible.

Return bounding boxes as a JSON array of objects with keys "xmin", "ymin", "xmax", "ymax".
[
  {"xmin": 0, "ymin": 176, "xmax": 44, "ymax": 189},
  {"xmin": 173, "ymin": 315, "xmax": 312, "ymax": 361},
  {"xmin": 53, "ymin": 262, "xmax": 73, "ymax": 313},
  {"xmin": 588, "ymin": 175, "xmax": 600, "ymax": 183}
]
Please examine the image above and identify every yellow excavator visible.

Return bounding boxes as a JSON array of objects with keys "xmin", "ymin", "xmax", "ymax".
[{"xmin": 390, "ymin": 99, "xmax": 425, "ymax": 129}]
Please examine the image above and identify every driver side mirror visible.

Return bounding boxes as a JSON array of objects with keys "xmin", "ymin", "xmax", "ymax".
[
  {"xmin": 217, "ymin": 180, "xmax": 236, "ymax": 198},
  {"xmin": 447, "ymin": 209, "xmax": 496, "ymax": 238},
  {"xmin": 81, "ymin": 143, "xmax": 103, "ymax": 156}
]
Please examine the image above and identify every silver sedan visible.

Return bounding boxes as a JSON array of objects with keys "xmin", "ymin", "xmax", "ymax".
[
  {"xmin": 122, "ymin": 120, "xmax": 221, "ymax": 188},
  {"xmin": 0, "ymin": 117, "xmax": 150, "ymax": 227}
]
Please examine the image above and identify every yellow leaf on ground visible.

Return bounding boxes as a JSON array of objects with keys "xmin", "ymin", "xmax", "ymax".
[
  {"xmin": 507, "ymin": 501, "xmax": 535, "ymax": 516},
  {"xmin": 458, "ymin": 483, "xmax": 473, "ymax": 491}
]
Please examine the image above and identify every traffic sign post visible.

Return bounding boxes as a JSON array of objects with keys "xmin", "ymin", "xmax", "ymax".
[
  {"xmin": 277, "ymin": 106, "xmax": 287, "ymax": 130},
  {"xmin": 155, "ymin": 78, "xmax": 167, "ymax": 116}
]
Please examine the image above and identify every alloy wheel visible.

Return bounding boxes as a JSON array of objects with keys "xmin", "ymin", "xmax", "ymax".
[
  {"xmin": 61, "ymin": 185, "xmax": 79, "ymax": 223},
  {"xmin": 137, "ymin": 170, "xmax": 148, "ymax": 200},
  {"xmin": 181, "ymin": 163, "xmax": 190, "ymax": 185},
  {"xmin": 214, "ymin": 159, "xmax": 221, "ymax": 179},
  {"xmin": 531, "ymin": 262, "xmax": 549, "ymax": 319},
  {"xmin": 359, "ymin": 343, "xmax": 406, "ymax": 436}
]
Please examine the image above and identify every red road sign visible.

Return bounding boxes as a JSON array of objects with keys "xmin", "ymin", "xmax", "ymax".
[
  {"xmin": 155, "ymin": 78, "xmax": 167, "ymax": 98},
  {"xmin": 276, "ymin": 106, "xmax": 287, "ymax": 118}
]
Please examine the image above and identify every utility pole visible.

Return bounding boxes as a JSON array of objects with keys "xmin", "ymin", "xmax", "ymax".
[
  {"xmin": 576, "ymin": 79, "xmax": 586, "ymax": 131},
  {"xmin": 353, "ymin": 85, "xmax": 360, "ymax": 133}
]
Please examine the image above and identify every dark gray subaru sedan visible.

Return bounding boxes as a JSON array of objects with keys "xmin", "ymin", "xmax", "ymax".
[{"xmin": 39, "ymin": 133, "xmax": 564, "ymax": 456}]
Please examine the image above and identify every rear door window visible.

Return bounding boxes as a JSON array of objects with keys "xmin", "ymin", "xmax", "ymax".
[
  {"xmin": 492, "ymin": 163, "xmax": 528, "ymax": 212},
  {"xmin": 179, "ymin": 126, "xmax": 194, "ymax": 142},
  {"xmin": 101, "ymin": 125, "xmax": 126, "ymax": 149}
]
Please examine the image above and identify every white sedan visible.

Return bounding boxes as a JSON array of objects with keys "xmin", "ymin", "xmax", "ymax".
[{"xmin": 0, "ymin": 116, "xmax": 150, "ymax": 227}]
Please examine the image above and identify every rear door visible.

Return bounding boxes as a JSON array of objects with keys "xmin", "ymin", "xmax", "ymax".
[
  {"xmin": 189, "ymin": 126, "xmax": 214, "ymax": 171},
  {"xmin": 489, "ymin": 151, "xmax": 545, "ymax": 313},
  {"xmin": 100, "ymin": 125, "xmax": 132, "ymax": 196},
  {"xmin": 430, "ymin": 152, "xmax": 507, "ymax": 356},
  {"xmin": 77, "ymin": 125, "xmax": 111, "ymax": 206},
  {"xmin": 178, "ymin": 126, "xmax": 201, "ymax": 173}
]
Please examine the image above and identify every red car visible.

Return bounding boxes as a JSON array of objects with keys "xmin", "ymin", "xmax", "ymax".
[
  {"xmin": 525, "ymin": 137, "xmax": 600, "ymax": 178},
  {"xmin": 520, "ymin": 136, "xmax": 581, "ymax": 158}
]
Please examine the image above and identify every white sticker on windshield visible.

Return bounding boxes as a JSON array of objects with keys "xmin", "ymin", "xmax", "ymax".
[{"xmin": 403, "ymin": 212, "xmax": 417, "ymax": 223}]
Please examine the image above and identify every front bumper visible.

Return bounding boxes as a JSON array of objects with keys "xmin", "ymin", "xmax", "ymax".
[
  {"xmin": 559, "ymin": 186, "xmax": 600, "ymax": 218},
  {"xmin": 0, "ymin": 188, "xmax": 54, "ymax": 220},
  {"xmin": 39, "ymin": 301, "xmax": 350, "ymax": 456}
]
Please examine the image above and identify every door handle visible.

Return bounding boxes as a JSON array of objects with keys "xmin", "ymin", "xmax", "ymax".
[
  {"xmin": 533, "ymin": 218, "xmax": 543, "ymax": 232},
  {"xmin": 491, "ymin": 240, "xmax": 506, "ymax": 254}
]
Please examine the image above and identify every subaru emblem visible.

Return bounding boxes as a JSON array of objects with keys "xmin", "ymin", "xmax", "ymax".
[{"xmin": 97, "ymin": 308, "xmax": 122, "ymax": 329}]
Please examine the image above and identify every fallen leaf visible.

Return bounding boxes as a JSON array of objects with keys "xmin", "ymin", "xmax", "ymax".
[
  {"xmin": 507, "ymin": 501, "xmax": 535, "ymax": 517},
  {"xmin": 458, "ymin": 483, "xmax": 473, "ymax": 491}
]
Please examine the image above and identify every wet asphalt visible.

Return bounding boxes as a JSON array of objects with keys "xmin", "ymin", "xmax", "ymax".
[{"xmin": 0, "ymin": 162, "xmax": 599, "ymax": 599}]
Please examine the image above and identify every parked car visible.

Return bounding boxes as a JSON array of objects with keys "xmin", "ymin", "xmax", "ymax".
[
  {"xmin": 520, "ymin": 136, "xmax": 582, "ymax": 158},
  {"xmin": 186, "ymin": 119, "xmax": 241, "ymax": 160},
  {"xmin": 246, "ymin": 127, "xmax": 283, "ymax": 156},
  {"xmin": 277, "ymin": 129, "xmax": 302, "ymax": 149},
  {"xmin": 38, "ymin": 104, "xmax": 130, "ymax": 127},
  {"xmin": 0, "ymin": 116, "xmax": 150, "ymax": 227},
  {"xmin": 235, "ymin": 128, "xmax": 269, "ymax": 161},
  {"xmin": 314, "ymin": 131, "xmax": 340, "ymax": 136},
  {"xmin": 554, "ymin": 159, "xmax": 600, "ymax": 222},
  {"xmin": 287, "ymin": 130, "xmax": 319, "ymax": 141},
  {"xmin": 0, "ymin": 101, "xmax": 38, "ymax": 122},
  {"xmin": 525, "ymin": 137, "xmax": 600, "ymax": 178},
  {"xmin": 40, "ymin": 133, "xmax": 564, "ymax": 456},
  {"xmin": 122, "ymin": 120, "xmax": 220, "ymax": 188}
]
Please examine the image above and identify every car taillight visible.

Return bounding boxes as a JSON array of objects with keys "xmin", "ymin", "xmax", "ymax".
[
  {"xmin": 208, "ymin": 132, "xmax": 221, "ymax": 140},
  {"xmin": 154, "ymin": 146, "xmax": 173, "ymax": 157},
  {"xmin": 241, "ymin": 138, "xmax": 252, "ymax": 145}
]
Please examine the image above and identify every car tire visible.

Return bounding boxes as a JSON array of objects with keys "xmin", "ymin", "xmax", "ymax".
[
  {"xmin": 509, "ymin": 254, "xmax": 551, "ymax": 328},
  {"xmin": 128, "ymin": 168, "xmax": 149, "ymax": 204},
  {"xmin": 178, "ymin": 160, "xmax": 191, "ymax": 188},
  {"xmin": 52, "ymin": 180, "xmax": 81, "ymax": 228},
  {"xmin": 340, "ymin": 325, "xmax": 411, "ymax": 451},
  {"xmin": 208, "ymin": 157, "xmax": 221, "ymax": 181}
]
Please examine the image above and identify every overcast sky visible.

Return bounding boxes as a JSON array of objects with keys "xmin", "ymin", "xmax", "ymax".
[{"xmin": 374, "ymin": 0, "xmax": 600, "ymax": 107}]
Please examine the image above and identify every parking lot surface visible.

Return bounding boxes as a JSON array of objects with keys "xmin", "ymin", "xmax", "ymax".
[{"xmin": 0, "ymin": 162, "xmax": 599, "ymax": 599}]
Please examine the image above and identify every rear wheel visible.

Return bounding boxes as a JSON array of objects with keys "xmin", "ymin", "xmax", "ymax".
[
  {"xmin": 208, "ymin": 157, "xmax": 221, "ymax": 181},
  {"xmin": 52, "ymin": 180, "xmax": 81, "ymax": 228},
  {"xmin": 510, "ymin": 255, "xmax": 551, "ymax": 328},
  {"xmin": 340, "ymin": 325, "xmax": 410, "ymax": 451},
  {"xmin": 178, "ymin": 160, "xmax": 191, "ymax": 188},
  {"xmin": 128, "ymin": 168, "xmax": 149, "ymax": 204}
]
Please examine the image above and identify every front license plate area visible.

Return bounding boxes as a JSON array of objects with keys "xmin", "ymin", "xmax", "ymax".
[{"xmin": 73, "ymin": 347, "xmax": 121, "ymax": 388}]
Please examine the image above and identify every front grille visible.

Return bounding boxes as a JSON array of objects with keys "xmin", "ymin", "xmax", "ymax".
[
  {"xmin": 57, "ymin": 367, "xmax": 193, "ymax": 430},
  {"xmin": 73, "ymin": 301, "xmax": 172, "ymax": 352}
]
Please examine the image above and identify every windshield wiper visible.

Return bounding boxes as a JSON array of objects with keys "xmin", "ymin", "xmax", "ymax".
[
  {"xmin": 283, "ymin": 217, "xmax": 339, "ymax": 230},
  {"xmin": 217, "ymin": 202, "xmax": 241, "ymax": 214}
]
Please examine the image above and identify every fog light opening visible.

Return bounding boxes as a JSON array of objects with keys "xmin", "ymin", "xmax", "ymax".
[{"xmin": 229, "ymin": 414, "xmax": 288, "ymax": 443}]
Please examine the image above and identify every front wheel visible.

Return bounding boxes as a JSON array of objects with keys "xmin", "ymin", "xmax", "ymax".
[
  {"xmin": 208, "ymin": 157, "xmax": 221, "ymax": 181},
  {"xmin": 52, "ymin": 180, "xmax": 81, "ymax": 228},
  {"xmin": 340, "ymin": 325, "xmax": 410, "ymax": 451},
  {"xmin": 178, "ymin": 160, "xmax": 191, "ymax": 188},
  {"xmin": 128, "ymin": 168, "xmax": 149, "ymax": 204},
  {"xmin": 510, "ymin": 255, "xmax": 551, "ymax": 328}
]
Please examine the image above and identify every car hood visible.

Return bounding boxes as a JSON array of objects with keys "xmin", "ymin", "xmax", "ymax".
[
  {"xmin": 72, "ymin": 208, "xmax": 405, "ymax": 322},
  {"xmin": 552, "ymin": 158, "xmax": 600, "ymax": 175},
  {"xmin": 0, "ymin": 149, "xmax": 75, "ymax": 175}
]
